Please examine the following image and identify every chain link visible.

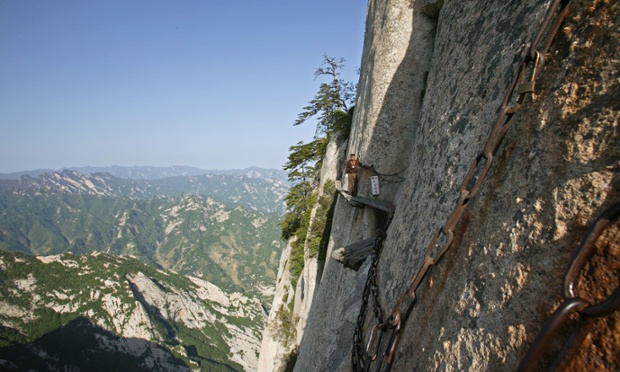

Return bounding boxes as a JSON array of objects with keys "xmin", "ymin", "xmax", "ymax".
[
  {"xmin": 517, "ymin": 202, "xmax": 620, "ymax": 371},
  {"xmin": 363, "ymin": 165, "xmax": 408, "ymax": 184},
  {"xmin": 352, "ymin": 230, "xmax": 386, "ymax": 372},
  {"xmin": 352, "ymin": 213, "xmax": 394, "ymax": 371},
  {"xmin": 518, "ymin": 203, "xmax": 620, "ymax": 371},
  {"xmin": 351, "ymin": 1, "xmax": 575, "ymax": 370}
]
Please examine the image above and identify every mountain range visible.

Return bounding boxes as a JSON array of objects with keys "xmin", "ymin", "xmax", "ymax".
[
  {"xmin": 0, "ymin": 166, "xmax": 289, "ymax": 370},
  {"xmin": 0, "ymin": 250, "xmax": 263, "ymax": 371},
  {"xmin": 0, "ymin": 167, "xmax": 288, "ymax": 298},
  {"xmin": 0, "ymin": 166, "xmax": 288, "ymax": 182}
]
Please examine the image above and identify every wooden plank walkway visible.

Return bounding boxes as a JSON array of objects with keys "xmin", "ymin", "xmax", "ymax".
[
  {"xmin": 331, "ymin": 237, "xmax": 376, "ymax": 270},
  {"xmin": 331, "ymin": 180, "xmax": 395, "ymax": 270},
  {"xmin": 335, "ymin": 179, "xmax": 395, "ymax": 215}
]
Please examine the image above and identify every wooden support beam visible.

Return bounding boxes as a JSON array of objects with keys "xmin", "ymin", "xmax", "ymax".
[
  {"xmin": 336, "ymin": 187, "xmax": 395, "ymax": 215},
  {"xmin": 331, "ymin": 237, "xmax": 376, "ymax": 270},
  {"xmin": 350, "ymin": 195, "xmax": 394, "ymax": 214},
  {"xmin": 332, "ymin": 179, "xmax": 394, "ymax": 270}
]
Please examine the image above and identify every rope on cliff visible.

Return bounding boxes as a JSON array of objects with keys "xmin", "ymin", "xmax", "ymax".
[{"xmin": 350, "ymin": 1, "xmax": 584, "ymax": 370}]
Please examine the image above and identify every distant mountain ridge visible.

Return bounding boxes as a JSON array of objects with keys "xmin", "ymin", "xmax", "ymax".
[
  {"xmin": 0, "ymin": 168, "xmax": 288, "ymax": 215},
  {"xmin": 0, "ymin": 170, "xmax": 286, "ymax": 297},
  {"xmin": 0, "ymin": 166, "xmax": 288, "ymax": 371},
  {"xmin": 0, "ymin": 165, "xmax": 288, "ymax": 182}
]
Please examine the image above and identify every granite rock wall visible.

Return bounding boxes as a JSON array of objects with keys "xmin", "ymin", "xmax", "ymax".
[{"xmin": 293, "ymin": 0, "xmax": 619, "ymax": 370}]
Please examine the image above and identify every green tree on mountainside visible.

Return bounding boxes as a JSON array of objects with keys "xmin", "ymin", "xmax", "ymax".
[
  {"xmin": 275, "ymin": 55, "xmax": 355, "ymax": 362},
  {"xmin": 283, "ymin": 54, "xmax": 356, "ymax": 186},
  {"xmin": 294, "ymin": 54, "xmax": 356, "ymax": 137},
  {"xmin": 281, "ymin": 54, "xmax": 356, "ymax": 264}
]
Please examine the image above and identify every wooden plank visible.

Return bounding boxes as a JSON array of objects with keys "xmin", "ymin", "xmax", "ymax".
[
  {"xmin": 338, "ymin": 190, "xmax": 365, "ymax": 207},
  {"xmin": 337, "ymin": 188, "xmax": 394, "ymax": 215},
  {"xmin": 350, "ymin": 195, "xmax": 394, "ymax": 214},
  {"xmin": 331, "ymin": 237, "xmax": 376, "ymax": 270}
]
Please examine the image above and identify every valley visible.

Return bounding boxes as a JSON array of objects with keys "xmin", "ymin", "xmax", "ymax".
[{"xmin": 0, "ymin": 166, "xmax": 288, "ymax": 371}]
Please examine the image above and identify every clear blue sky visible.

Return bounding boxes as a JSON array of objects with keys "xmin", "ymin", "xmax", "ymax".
[{"xmin": 0, "ymin": 1, "xmax": 366, "ymax": 173}]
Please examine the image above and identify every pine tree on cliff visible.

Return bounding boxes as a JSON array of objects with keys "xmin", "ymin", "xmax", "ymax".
[{"xmin": 281, "ymin": 54, "xmax": 355, "ymax": 241}]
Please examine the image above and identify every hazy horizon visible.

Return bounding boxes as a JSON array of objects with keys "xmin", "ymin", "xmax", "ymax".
[
  {"xmin": 1, "ymin": 1, "xmax": 366, "ymax": 173},
  {"xmin": 0, "ymin": 164, "xmax": 288, "ymax": 175}
]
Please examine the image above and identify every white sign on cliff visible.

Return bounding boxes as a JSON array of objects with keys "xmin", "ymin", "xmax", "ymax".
[{"xmin": 370, "ymin": 176, "xmax": 380, "ymax": 195}]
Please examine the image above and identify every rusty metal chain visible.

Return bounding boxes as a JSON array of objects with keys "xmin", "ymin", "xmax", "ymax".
[
  {"xmin": 351, "ymin": 232, "xmax": 383, "ymax": 371},
  {"xmin": 364, "ymin": 165, "xmax": 408, "ymax": 184},
  {"xmin": 351, "ymin": 0, "xmax": 573, "ymax": 371},
  {"xmin": 353, "ymin": 215, "xmax": 394, "ymax": 371},
  {"xmin": 517, "ymin": 202, "xmax": 620, "ymax": 371}
]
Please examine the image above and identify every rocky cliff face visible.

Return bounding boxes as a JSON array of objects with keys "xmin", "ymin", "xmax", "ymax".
[{"xmin": 260, "ymin": 0, "xmax": 619, "ymax": 370}]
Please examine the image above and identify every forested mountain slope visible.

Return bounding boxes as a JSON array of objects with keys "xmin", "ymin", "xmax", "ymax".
[
  {"xmin": 0, "ymin": 170, "xmax": 286, "ymax": 300},
  {"xmin": 0, "ymin": 250, "xmax": 263, "ymax": 371}
]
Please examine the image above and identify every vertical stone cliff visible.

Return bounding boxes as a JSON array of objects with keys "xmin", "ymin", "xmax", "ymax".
[{"xmin": 260, "ymin": 0, "xmax": 619, "ymax": 370}]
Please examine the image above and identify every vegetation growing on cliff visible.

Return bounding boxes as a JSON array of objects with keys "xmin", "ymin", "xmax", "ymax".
[
  {"xmin": 270, "ymin": 304, "xmax": 299, "ymax": 346},
  {"xmin": 281, "ymin": 55, "xmax": 355, "ymax": 276},
  {"xmin": 273, "ymin": 56, "xmax": 355, "ymax": 358},
  {"xmin": 307, "ymin": 179, "xmax": 337, "ymax": 260}
]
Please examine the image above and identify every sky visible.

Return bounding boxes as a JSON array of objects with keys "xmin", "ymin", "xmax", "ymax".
[{"xmin": 0, "ymin": 1, "xmax": 367, "ymax": 173}]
